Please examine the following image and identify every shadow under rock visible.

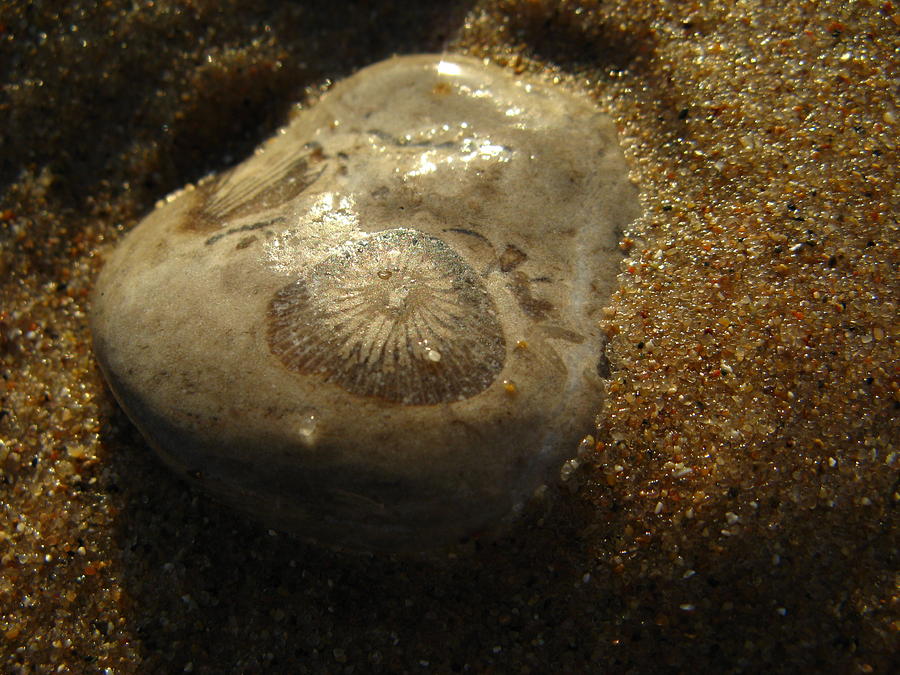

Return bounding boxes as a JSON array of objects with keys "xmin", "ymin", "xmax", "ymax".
[{"xmin": 106, "ymin": 411, "xmax": 606, "ymax": 673}]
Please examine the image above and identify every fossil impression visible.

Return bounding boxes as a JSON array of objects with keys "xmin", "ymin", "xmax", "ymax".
[
  {"xmin": 268, "ymin": 228, "xmax": 506, "ymax": 406},
  {"xmin": 90, "ymin": 54, "xmax": 641, "ymax": 552}
]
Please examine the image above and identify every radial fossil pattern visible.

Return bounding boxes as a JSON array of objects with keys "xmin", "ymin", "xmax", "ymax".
[
  {"xmin": 188, "ymin": 144, "xmax": 326, "ymax": 231},
  {"xmin": 267, "ymin": 228, "xmax": 506, "ymax": 405}
]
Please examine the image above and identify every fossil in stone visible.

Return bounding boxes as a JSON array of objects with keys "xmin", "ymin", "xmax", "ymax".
[
  {"xmin": 268, "ymin": 228, "xmax": 506, "ymax": 405},
  {"xmin": 90, "ymin": 54, "xmax": 641, "ymax": 552}
]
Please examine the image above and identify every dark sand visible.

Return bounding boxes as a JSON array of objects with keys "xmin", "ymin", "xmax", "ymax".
[{"xmin": 1, "ymin": 1, "xmax": 896, "ymax": 672}]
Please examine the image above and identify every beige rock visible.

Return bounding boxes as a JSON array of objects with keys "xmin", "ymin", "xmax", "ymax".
[{"xmin": 90, "ymin": 54, "xmax": 640, "ymax": 552}]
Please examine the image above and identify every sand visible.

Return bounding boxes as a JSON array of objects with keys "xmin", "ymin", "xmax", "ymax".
[{"xmin": 0, "ymin": 1, "xmax": 896, "ymax": 672}]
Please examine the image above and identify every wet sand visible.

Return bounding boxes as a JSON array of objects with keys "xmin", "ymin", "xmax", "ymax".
[{"xmin": 1, "ymin": 1, "xmax": 896, "ymax": 672}]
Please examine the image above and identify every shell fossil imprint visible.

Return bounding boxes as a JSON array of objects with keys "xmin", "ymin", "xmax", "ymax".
[{"xmin": 90, "ymin": 54, "xmax": 641, "ymax": 552}]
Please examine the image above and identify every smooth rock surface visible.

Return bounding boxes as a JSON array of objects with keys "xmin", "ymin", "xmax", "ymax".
[{"xmin": 90, "ymin": 53, "xmax": 640, "ymax": 552}]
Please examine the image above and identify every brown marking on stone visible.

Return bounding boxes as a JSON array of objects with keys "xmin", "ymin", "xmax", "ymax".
[
  {"xmin": 307, "ymin": 143, "xmax": 326, "ymax": 162},
  {"xmin": 539, "ymin": 325, "xmax": 585, "ymax": 343},
  {"xmin": 432, "ymin": 81, "xmax": 452, "ymax": 96},
  {"xmin": 508, "ymin": 271, "xmax": 554, "ymax": 320},
  {"xmin": 498, "ymin": 244, "xmax": 527, "ymax": 272}
]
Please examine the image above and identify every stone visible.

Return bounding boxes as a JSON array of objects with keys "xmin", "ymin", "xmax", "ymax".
[{"xmin": 90, "ymin": 54, "xmax": 641, "ymax": 552}]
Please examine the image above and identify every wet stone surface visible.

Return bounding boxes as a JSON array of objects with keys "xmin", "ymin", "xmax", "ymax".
[{"xmin": 90, "ymin": 54, "xmax": 640, "ymax": 552}]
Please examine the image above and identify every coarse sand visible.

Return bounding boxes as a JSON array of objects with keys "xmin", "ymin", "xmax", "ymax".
[{"xmin": 0, "ymin": 1, "xmax": 897, "ymax": 673}]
